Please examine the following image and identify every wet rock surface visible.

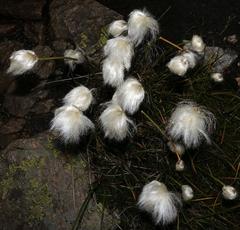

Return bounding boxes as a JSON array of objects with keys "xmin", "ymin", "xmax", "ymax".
[
  {"xmin": 50, "ymin": 0, "xmax": 122, "ymax": 50},
  {"xmin": 24, "ymin": 22, "xmax": 45, "ymax": 45},
  {"xmin": 3, "ymin": 95, "xmax": 37, "ymax": 117},
  {"xmin": 1, "ymin": 118, "xmax": 26, "ymax": 134},
  {"xmin": 0, "ymin": 0, "xmax": 46, "ymax": 20},
  {"xmin": 0, "ymin": 133, "xmax": 119, "ymax": 229}
]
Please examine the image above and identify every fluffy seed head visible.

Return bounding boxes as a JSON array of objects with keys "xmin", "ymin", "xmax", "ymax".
[
  {"xmin": 64, "ymin": 49, "xmax": 85, "ymax": 71},
  {"xmin": 167, "ymin": 141, "xmax": 185, "ymax": 156},
  {"xmin": 222, "ymin": 185, "xmax": 238, "ymax": 200},
  {"xmin": 181, "ymin": 185, "xmax": 194, "ymax": 201},
  {"xmin": 7, "ymin": 50, "xmax": 38, "ymax": 76},
  {"xmin": 191, "ymin": 35, "xmax": 205, "ymax": 54},
  {"xmin": 128, "ymin": 9, "xmax": 159, "ymax": 46},
  {"xmin": 104, "ymin": 36, "xmax": 134, "ymax": 70},
  {"xmin": 51, "ymin": 105, "xmax": 94, "ymax": 144},
  {"xmin": 166, "ymin": 101, "xmax": 216, "ymax": 148},
  {"xmin": 175, "ymin": 160, "xmax": 185, "ymax": 172},
  {"xmin": 182, "ymin": 51, "xmax": 199, "ymax": 69},
  {"xmin": 138, "ymin": 180, "xmax": 182, "ymax": 225},
  {"xmin": 63, "ymin": 86, "xmax": 93, "ymax": 111},
  {"xmin": 108, "ymin": 20, "xmax": 128, "ymax": 37},
  {"xmin": 112, "ymin": 78, "xmax": 145, "ymax": 114},
  {"xmin": 102, "ymin": 57, "xmax": 125, "ymax": 87},
  {"xmin": 211, "ymin": 73, "xmax": 224, "ymax": 82},
  {"xmin": 167, "ymin": 55, "xmax": 189, "ymax": 76},
  {"xmin": 99, "ymin": 103, "xmax": 135, "ymax": 141}
]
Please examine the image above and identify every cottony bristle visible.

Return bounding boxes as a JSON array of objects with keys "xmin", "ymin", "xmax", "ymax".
[
  {"xmin": 182, "ymin": 51, "xmax": 199, "ymax": 69},
  {"xmin": 222, "ymin": 185, "xmax": 238, "ymax": 200},
  {"xmin": 108, "ymin": 20, "xmax": 128, "ymax": 37},
  {"xmin": 191, "ymin": 35, "xmax": 205, "ymax": 54},
  {"xmin": 112, "ymin": 78, "xmax": 145, "ymax": 114},
  {"xmin": 99, "ymin": 103, "xmax": 135, "ymax": 141},
  {"xmin": 138, "ymin": 180, "xmax": 182, "ymax": 225},
  {"xmin": 51, "ymin": 105, "xmax": 94, "ymax": 144},
  {"xmin": 128, "ymin": 9, "xmax": 159, "ymax": 46},
  {"xmin": 64, "ymin": 49, "xmax": 85, "ymax": 71},
  {"xmin": 102, "ymin": 57, "xmax": 125, "ymax": 87},
  {"xmin": 7, "ymin": 50, "xmax": 38, "ymax": 76},
  {"xmin": 211, "ymin": 73, "xmax": 224, "ymax": 82},
  {"xmin": 167, "ymin": 141, "xmax": 185, "ymax": 156},
  {"xmin": 63, "ymin": 85, "xmax": 93, "ymax": 112},
  {"xmin": 166, "ymin": 101, "xmax": 216, "ymax": 148},
  {"xmin": 166, "ymin": 55, "xmax": 189, "ymax": 76},
  {"xmin": 104, "ymin": 36, "xmax": 134, "ymax": 70}
]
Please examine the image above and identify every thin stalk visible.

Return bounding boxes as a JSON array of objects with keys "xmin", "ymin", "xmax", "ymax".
[
  {"xmin": 72, "ymin": 183, "xmax": 99, "ymax": 230},
  {"xmin": 38, "ymin": 56, "xmax": 78, "ymax": 61},
  {"xmin": 141, "ymin": 110, "xmax": 169, "ymax": 140},
  {"xmin": 159, "ymin": 36, "xmax": 183, "ymax": 51}
]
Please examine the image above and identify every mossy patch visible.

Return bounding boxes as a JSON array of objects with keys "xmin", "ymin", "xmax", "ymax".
[{"xmin": 0, "ymin": 156, "xmax": 52, "ymax": 226}]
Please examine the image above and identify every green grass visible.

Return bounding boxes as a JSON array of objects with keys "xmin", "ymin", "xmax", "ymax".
[{"xmin": 76, "ymin": 42, "xmax": 240, "ymax": 229}]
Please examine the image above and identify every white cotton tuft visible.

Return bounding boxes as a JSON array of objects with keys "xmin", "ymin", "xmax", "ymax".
[
  {"xmin": 50, "ymin": 105, "xmax": 94, "ymax": 144},
  {"xmin": 102, "ymin": 57, "xmax": 125, "ymax": 87},
  {"xmin": 191, "ymin": 35, "xmax": 205, "ymax": 54},
  {"xmin": 63, "ymin": 86, "xmax": 93, "ymax": 112},
  {"xmin": 108, "ymin": 20, "xmax": 128, "ymax": 37},
  {"xmin": 128, "ymin": 9, "xmax": 159, "ymax": 46},
  {"xmin": 103, "ymin": 36, "xmax": 134, "ymax": 70},
  {"xmin": 181, "ymin": 185, "xmax": 194, "ymax": 201},
  {"xmin": 167, "ymin": 141, "xmax": 185, "ymax": 156},
  {"xmin": 64, "ymin": 49, "xmax": 85, "ymax": 71},
  {"xmin": 182, "ymin": 51, "xmax": 199, "ymax": 69},
  {"xmin": 7, "ymin": 50, "xmax": 38, "ymax": 76},
  {"xmin": 112, "ymin": 78, "xmax": 145, "ymax": 114},
  {"xmin": 166, "ymin": 101, "xmax": 216, "ymax": 148},
  {"xmin": 211, "ymin": 73, "xmax": 224, "ymax": 82},
  {"xmin": 138, "ymin": 180, "xmax": 182, "ymax": 225},
  {"xmin": 175, "ymin": 160, "xmax": 185, "ymax": 172},
  {"xmin": 222, "ymin": 185, "xmax": 238, "ymax": 200},
  {"xmin": 99, "ymin": 103, "xmax": 135, "ymax": 141},
  {"xmin": 166, "ymin": 55, "xmax": 189, "ymax": 76}
]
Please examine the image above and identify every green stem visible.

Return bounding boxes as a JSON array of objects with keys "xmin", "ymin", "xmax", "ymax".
[
  {"xmin": 38, "ymin": 56, "xmax": 78, "ymax": 61},
  {"xmin": 141, "ymin": 110, "xmax": 169, "ymax": 140},
  {"xmin": 72, "ymin": 183, "xmax": 99, "ymax": 230},
  {"xmin": 169, "ymin": 176, "xmax": 182, "ymax": 187},
  {"xmin": 198, "ymin": 167, "xmax": 225, "ymax": 186},
  {"xmin": 209, "ymin": 174, "xmax": 225, "ymax": 186}
]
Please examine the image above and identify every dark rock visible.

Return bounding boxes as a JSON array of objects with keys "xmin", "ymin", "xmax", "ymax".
[
  {"xmin": 24, "ymin": 22, "xmax": 45, "ymax": 45},
  {"xmin": 0, "ymin": 41, "xmax": 23, "ymax": 95},
  {"xmin": 50, "ymin": 0, "xmax": 122, "ymax": 52},
  {"xmin": 30, "ymin": 99, "xmax": 54, "ymax": 114},
  {"xmin": 1, "ymin": 118, "xmax": 26, "ymax": 134},
  {"xmin": 0, "ymin": 23, "xmax": 17, "ymax": 37},
  {"xmin": 52, "ymin": 40, "xmax": 74, "ymax": 55},
  {"xmin": 0, "ymin": 133, "xmax": 18, "ymax": 150},
  {"xmin": 33, "ymin": 46, "xmax": 55, "ymax": 79},
  {"xmin": 0, "ymin": 72, "xmax": 15, "ymax": 95},
  {"xmin": 0, "ymin": 133, "xmax": 119, "ymax": 229},
  {"xmin": 0, "ymin": 41, "xmax": 23, "ymax": 70},
  {"xmin": 0, "ymin": 0, "xmax": 46, "ymax": 20},
  {"xmin": 3, "ymin": 95, "xmax": 36, "ymax": 117}
]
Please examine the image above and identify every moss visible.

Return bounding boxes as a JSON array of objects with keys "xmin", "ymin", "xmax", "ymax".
[
  {"xmin": 25, "ymin": 178, "xmax": 52, "ymax": 225},
  {"xmin": 98, "ymin": 27, "xmax": 108, "ymax": 47},
  {"xmin": 79, "ymin": 32, "xmax": 89, "ymax": 49},
  {"xmin": 47, "ymin": 137, "xmax": 61, "ymax": 158},
  {"xmin": 0, "ymin": 156, "xmax": 52, "ymax": 226}
]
